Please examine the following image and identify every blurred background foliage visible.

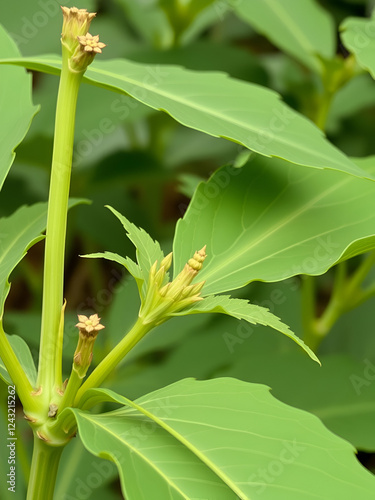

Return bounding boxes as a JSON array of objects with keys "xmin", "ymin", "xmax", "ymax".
[{"xmin": 2, "ymin": 0, "xmax": 375, "ymax": 497}]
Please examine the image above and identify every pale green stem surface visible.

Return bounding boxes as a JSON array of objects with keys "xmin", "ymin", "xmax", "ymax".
[
  {"xmin": 314, "ymin": 90, "xmax": 334, "ymax": 131},
  {"xmin": 37, "ymin": 50, "xmax": 83, "ymax": 397},
  {"xmin": 27, "ymin": 436, "xmax": 64, "ymax": 500},
  {"xmin": 0, "ymin": 322, "xmax": 38, "ymax": 412},
  {"xmin": 304, "ymin": 252, "xmax": 375, "ymax": 351},
  {"xmin": 74, "ymin": 318, "xmax": 152, "ymax": 406},
  {"xmin": 59, "ymin": 367, "xmax": 84, "ymax": 412}
]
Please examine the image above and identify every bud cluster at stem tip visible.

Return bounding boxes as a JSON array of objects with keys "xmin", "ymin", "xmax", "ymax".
[
  {"xmin": 73, "ymin": 314, "xmax": 105, "ymax": 377},
  {"xmin": 61, "ymin": 6, "xmax": 106, "ymax": 73},
  {"xmin": 140, "ymin": 246, "xmax": 207, "ymax": 325}
]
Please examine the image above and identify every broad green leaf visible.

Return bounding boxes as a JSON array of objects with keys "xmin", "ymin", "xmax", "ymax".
[
  {"xmin": 173, "ymin": 155, "xmax": 375, "ymax": 296},
  {"xmin": 68, "ymin": 407, "xmax": 235, "ymax": 499},
  {"xmin": 341, "ymin": 13, "xmax": 375, "ymax": 79},
  {"xmin": 225, "ymin": 351, "xmax": 375, "ymax": 452},
  {"xmin": 230, "ymin": 0, "xmax": 335, "ymax": 73},
  {"xmin": 0, "ymin": 24, "xmax": 38, "ymax": 191},
  {"xmin": 126, "ymin": 41, "xmax": 268, "ymax": 84},
  {"xmin": 0, "ymin": 332, "xmax": 36, "ymax": 386},
  {"xmin": 73, "ymin": 379, "xmax": 375, "ymax": 499},
  {"xmin": 172, "ymin": 294, "xmax": 319, "ymax": 363},
  {"xmin": 0, "ymin": 199, "xmax": 86, "ymax": 319},
  {"xmin": 0, "ymin": 53, "xmax": 370, "ymax": 179}
]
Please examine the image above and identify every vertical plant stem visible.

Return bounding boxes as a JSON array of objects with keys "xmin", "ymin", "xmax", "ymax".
[
  {"xmin": 37, "ymin": 52, "xmax": 83, "ymax": 397},
  {"xmin": 26, "ymin": 435, "xmax": 64, "ymax": 500},
  {"xmin": 314, "ymin": 90, "xmax": 334, "ymax": 131},
  {"xmin": 301, "ymin": 276, "xmax": 320, "ymax": 351}
]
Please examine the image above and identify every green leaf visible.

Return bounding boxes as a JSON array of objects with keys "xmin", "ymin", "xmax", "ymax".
[
  {"xmin": 225, "ymin": 351, "xmax": 375, "ymax": 452},
  {"xmin": 172, "ymin": 295, "xmax": 319, "ymax": 363},
  {"xmin": 83, "ymin": 250, "xmax": 144, "ymax": 295},
  {"xmin": 0, "ymin": 199, "xmax": 87, "ymax": 319},
  {"xmin": 71, "ymin": 379, "xmax": 375, "ymax": 499},
  {"xmin": 0, "ymin": 52, "xmax": 370, "ymax": 179},
  {"xmin": 230, "ymin": 0, "xmax": 335, "ymax": 73},
  {"xmin": 341, "ymin": 13, "xmax": 375, "ymax": 79},
  {"xmin": 82, "ymin": 206, "xmax": 166, "ymax": 298},
  {"xmin": 0, "ymin": 333, "xmax": 36, "ymax": 386},
  {"xmin": 106, "ymin": 206, "xmax": 165, "ymax": 279},
  {"xmin": 173, "ymin": 155, "xmax": 375, "ymax": 296},
  {"xmin": 0, "ymin": 24, "xmax": 38, "ymax": 191}
]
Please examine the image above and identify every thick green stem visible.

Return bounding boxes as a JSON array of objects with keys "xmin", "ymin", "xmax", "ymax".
[
  {"xmin": 314, "ymin": 90, "xmax": 334, "ymax": 131},
  {"xmin": 304, "ymin": 253, "xmax": 375, "ymax": 351},
  {"xmin": 74, "ymin": 318, "xmax": 152, "ymax": 406},
  {"xmin": 27, "ymin": 436, "xmax": 64, "ymax": 500},
  {"xmin": 37, "ymin": 50, "xmax": 83, "ymax": 397},
  {"xmin": 0, "ymin": 322, "xmax": 38, "ymax": 412},
  {"xmin": 301, "ymin": 276, "xmax": 320, "ymax": 351}
]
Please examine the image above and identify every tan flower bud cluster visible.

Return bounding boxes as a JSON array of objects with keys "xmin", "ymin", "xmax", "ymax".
[
  {"xmin": 77, "ymin": 33, "xmax": 106, "ymax": 54},
  {"xmin": 140, "ymin": 247, "xmax": 207, "ymax": 325},
  {"xmin": 75, "ymin": 314, "xmax": 105, "ymax": 337},
  {"xmin": 73, "ymin": 314, "xmax": 105, "ymax": 376},
  {"xmin": 60, "ymin": 6, "xmax": 106, "ymax": 73}
]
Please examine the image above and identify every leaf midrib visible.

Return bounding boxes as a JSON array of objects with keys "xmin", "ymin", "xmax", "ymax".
[
  {"xmin": 0, "ymin": 56, "xmax": 358, "ymax": 172},
  {"xmin": 75, "ymin": 411, "xmax": 190, "ymax": 500}
]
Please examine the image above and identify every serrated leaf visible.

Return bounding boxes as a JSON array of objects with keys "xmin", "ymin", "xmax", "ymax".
[
  {"xmin": 0, "ymin": 332, "xmax": 36, "ymax": 386},
  {"xmin": 0, "ymin": 199, "xmax": 87, "ymax": 318},
  {"xmin": 230, "ymin": 0, "xmax": 335, "ymax": 73},
  {"xmin": 172, "ymin": 295, "xmax": 319, "ymax": 363},
  {"xmin": 82, "ymin": 250, "xmax": 144, "ymax": 296},
  {"xmin": 173, "ymin": 155, "xmax": 375, "ymax": 296},
  {"xmin": 82, "ymin": 206, "xmax": 166, "ymax": 298},
  {"xmin": 341, "ymin": 13, "xmax": 375, "ymax": 79},
  {"xmin": 0, "ymin": 25, "xmax": 38, "ymax": 191},
  {"xmin": 0, "ymin": 52, "xmax": 371, "ymax": 179},
  {"xmin": 71, "ymin": 379, "xmax": 375, "ymax": 500},
  {"xmin": 105, "ymin": 206, "xmax": 165, "ymax": 279}
]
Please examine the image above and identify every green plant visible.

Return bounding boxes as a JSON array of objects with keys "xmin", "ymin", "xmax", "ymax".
[{"xmin": 2, "ymin": 1, "xmax": 375, "ymax": 498}]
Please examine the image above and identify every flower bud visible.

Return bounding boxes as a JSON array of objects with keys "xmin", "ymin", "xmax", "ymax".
[
  {"xmin": 60, "ymin": 6, "xmax": 106, "ymax": 73},
  {"xmin": 61, "ymin": 7, "xmax": 96, "ymax": 54}
]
